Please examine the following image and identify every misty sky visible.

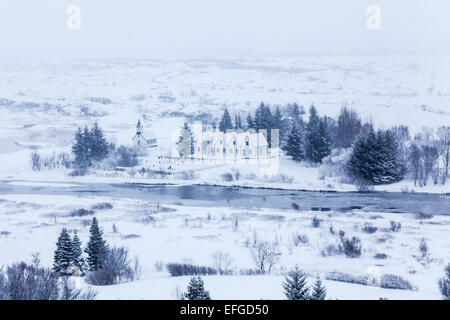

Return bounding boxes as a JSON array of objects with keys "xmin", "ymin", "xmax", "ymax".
[{"xmin": 1, "ymin": 0, "xmax": 449, "ymax": 59}]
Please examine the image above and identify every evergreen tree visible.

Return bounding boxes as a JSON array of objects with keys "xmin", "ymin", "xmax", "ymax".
[
  {"xmin": 347, "ymin": 128, "xmax": 405, "ymax": 185},
  {"xmin": 311, "ymin": 118, "xmax": 332, "ymax": 163},
  {"xmin": 71, "ymin": 127, "xmax": 85, "ymax": 167},
  {"xmin": 219, "ymin": 109, "xmax": 233, "ymax": 133},
  {"xmin": 178, "ymin": 122, "xmax": 194, "ymax": 158},
  {"xmin": 71, "ymin": 232, "xmax": 85, "ymax": 274},
  {"xmin": 282, "ymin": 267, "xmax": 309, "ymax": 300},
  {"xmin": 183, "ymin": 276, "xmax": 211, "ymax": 300},
  {"xmin": 286, "ymin": 123, "xmax": 304, "ymax": 161},
  {"xmin": 234, "ymin": 114, "xmax": 243, "ymax": 130},
  {"xmin": 336, "ymin": 107, "xmax": 362, "ymax": 148},
  {"xmin": 310, "ymin": 275, "xmax": 326, "ymax": 300},
  {"xmin": 90, "ymin": 122, "xmax": 109, "ymax": 162},
  {"xmin": 246, "ymin": 113, "xmax": 254, "ymax": 129},
  {"xmin": 84, "ymin": 217, "xmax": 109, "ymax": 271},
  {"xmin": 53, "ymin": 228, "xmax": 74, "ymax": 275},
  {"xmin": 273, "ymin": 106, "xmax": 282, "ymax": 130},
  {"xmin": 305, "ymin": 105, "xmax": 321, "ymax": 162},
  {"xmin": 254, "ymin": 102, "xmax": 274, "ymax": 147}
]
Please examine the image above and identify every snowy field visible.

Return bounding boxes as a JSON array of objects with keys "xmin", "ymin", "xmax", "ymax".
[
  {"xmin": 0, "ymin": 56, "xmax": 449, "ymax": 300},
  {"xmin": 1, "ymin": 56, "xmax": 450, "ymax": 192},
  {"xmin": 0, "ymin": 192, "xmax": 449, "ymax": 300}
]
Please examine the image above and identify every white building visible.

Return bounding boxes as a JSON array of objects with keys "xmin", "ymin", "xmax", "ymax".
[
  {"xmin": 189, "ymin": 121, "xmax": 269, "ymax": 160},
  {"xmin": 132, "ymin": 119, "xmax": 157, "ymax": 148}
]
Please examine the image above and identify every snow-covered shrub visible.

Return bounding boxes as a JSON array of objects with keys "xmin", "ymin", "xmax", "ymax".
[
  {"xmin": 31, "ymin": 151, "xmax": 42, "ymax": 171},
  {"xmin": 290, "ymin": 232, "xmax": 309, "ymax": 246},
  {"xmin": 419, "ymin": 238, "xmax": 429, "ymax": 259},
  {"xmin": 439, "ymin": 264, "xmax": 450, "ymax": 300},
  {"xmin": 232, "ymin": 168, "xmax": 241, "ymax": 181},
  {"xmin": 311, "ymin": 216, "xmax": 322, "ymax": 228},
  {"xmin": 0, "ymin": 262, "xmax": 96, "ymax": 300},
  {"xmin": 221, "ymin": 172, "xmax": 234, "ymax": 181},
  {"xmin": 251, "ymin": 241, "xmax": 281, "ymax": 274},
  {"xmin": 341, "ymin": 236, "xmax": 362, "ymax": 258},
  {"xmin": 179, "ymin": 170, "xmax": 196, "ymax": 180},
  {"xmin": 374, "ymin": 253, "xmax": 388, "ymax": 259},
  {"xmin": 211, "ymin": 251, "xmax": 234, "ymax": 275},
  {"xmin": 415, "ymin": 212, "xmax": 433, "ymax": 220},
  {"xmin": 69, "ymin": 167, "xmax": 88, "ymax": 176},
  {"xmin": 70, "ymin": 208, "xmax": 95, "ymax": 217},
  {"xmin": 362, "ymin": 223, "xmax": 377, "ymax": 234},
  {"xmin": 91, "ymin": 202, "xmax": 113, "ymax": 210},
  {"xmin": 166, "ymin": 263, "xmax": 217, "ymax": 277},
  {"xmin": 380, "ymin": 274, "xmax": 415, "ymax": 290},
  {"xmin": 390, "ymin": 221, "xmax": 401, "ymax": 232},
  {"xmin": 325, "ymin": 271, "xmax": 367, "ymax": 286},
  {"xmin": 319, "ymin": 148, "xmax": 352, "ymax": 183},
  {"xmin": 154, "ymin": 261, "xmax": 164, "ymax": 272},
  {"xmin": 86, "ymin": 247, "xmax": 138, "ymax": 285}
]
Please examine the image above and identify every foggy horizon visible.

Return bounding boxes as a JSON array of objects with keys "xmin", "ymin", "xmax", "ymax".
[{"xmin": 1, "ymin": 0, "xmax": 450, "ymax": 60}]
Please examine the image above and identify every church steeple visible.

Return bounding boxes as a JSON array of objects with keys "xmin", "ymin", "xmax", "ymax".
[{"xmin": 136, "ymin": 118, "xmax": 143, "ymax": 135}]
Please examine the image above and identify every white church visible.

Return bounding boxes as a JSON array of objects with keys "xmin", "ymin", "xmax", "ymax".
[
  {"xmin": 132, "ymin": 119, "xmax": 157, "ymax": 148},
  {"xmin": 182, "ymin": 121, "xmax": 271, "ymax": 161}
]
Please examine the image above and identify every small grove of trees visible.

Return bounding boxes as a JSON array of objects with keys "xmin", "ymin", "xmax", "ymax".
[
  {"xmin": 347, "ymin": 127, "xmax": 406, "ymax": 186},
  {"xmin": 31, "ymin": 151, "xmax": 71, "ymax": 171},
  {"xmin": 409, "ymin": 126, "xmax": 450, "ymax": 186},
  {"xmin": 0, "ymin": 257, "xmax": 95, "ymax": 300},
  {"xmin": 53, "ymin": 217, "xmax": 139, "ymax": 286},
  {"xmin": 282, "ymin": 267, "xmax": 327, "ymax": 300},
  {"xmin": 182, "ymin": 276, "xmax": 211, "ymax": 300},
  {"xmin": 72, "ymin": 123, "xmax": 109, "ymax": 168}
]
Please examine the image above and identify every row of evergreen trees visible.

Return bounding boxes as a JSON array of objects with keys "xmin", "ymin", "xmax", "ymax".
[
  {"xmin": 71, "ymin": 123, "xmax": 109, "ymax": 168},
  {"xmin": 217, "ymin": 103, "xmax": 360, "ymax": 164},
  {"xmin": 53, "ymin": 217, "xmax": 108, "ymax": 275},
  {"xmin": 181, "ymin": 267, "xmax": 326, "ymax": 300}
]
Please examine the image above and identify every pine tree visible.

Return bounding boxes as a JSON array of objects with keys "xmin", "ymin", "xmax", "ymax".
[
  {"xmin": 286, "ymin": 123, "xmax": 304, "ymax": 161},
  {"xmin": 53, "ymin": 228, "xmax": 74, "ymax": 275},
  {"xmin": 183, "ymin": 276, "xmax": 211, "ymax": 300},
  {"xmin": 90, "ymin": 122, "xmax": 109, "ymax": 162},
  {"xmin": 72, "ymin": 127, "xmax": 88, "ymax": 167},
  {"xmin": 311, "ymin": 118, "xmax": 332, "ymax": 163},
  {"xmin": 310, "ymin": 275, "xmax": 326, "ymax": 300},
  {"xmin": 219, "ymin": 109, "xmax": 233, "ymax": 133},
  {"xmin": 347, "ymin": 128, "xmax": 405, "ymax": 185},
  {"xmin": 234, "ymin": 114, "xmax": 243, "ymax": 130},
  {"xmin": 178, "ymin": 122, "xmax": 194, "ymax": 158},
  {"xmin": 246, "ymin": 113, "xmax": 254, "ymax": 129},
  {"xmin": 282, "ymin": 267, "xmax": 309, "ymax": 300},
  {"xmin": 85, "ymin": 217, "xmax": 109, "ymax": 271},
  {"xmin": 305, "ymin": 105, "xmax": 321, "ymax": 162},
  {"xmin": 71, "ymin": 232, "xmax": 84, "ymax": 275}
]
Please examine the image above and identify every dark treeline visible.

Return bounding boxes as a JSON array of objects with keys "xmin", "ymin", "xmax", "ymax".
[{"xmin": 218, "ymin": 103, "xmax": 450, "ymax": 187}]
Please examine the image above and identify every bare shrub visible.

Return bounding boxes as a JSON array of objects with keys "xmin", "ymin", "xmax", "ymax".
[
  {"xmin": 362, "ymin": 223, "xmax": 377, "ymax": 234},
  {"xmin": 85, "ymin": 247, "xmax": 138, "ymax": 285},
  {"xmin": 380, "ymin": 274, "xmax": 416, "ymax": 290},
  {"xmin": 232, "ymin": 168, "xmax": 241, "ymax": 181},
  {"xmin": 154, "ymin": 261, "xmax": 164, "ymax": 272},
  {"xmin": 31, "ymin": 151, "xmax": 42, "ymax": 171},
  {"xmin": 251, "ymin": 241, "xmax": 281, "ymax": 274},
  {"xmin": 374, "ymin": 253, "xmax": 388, "ymax": 259},
  {"xmin": 166, "ymin": 263, "xmax": 217, "ymax": 277},
  {"xmin": 211, "ymin": 251, "xmax": 234, "ymax": 275},
  {"xmin": 390, "ymin": 221, "xmax": 401, "ymax": 232},
  {"xmin": 0, "ymin": 262, "xmax": 95, "ymax": 300},
  {"xmin": 290, "ymin": 232, "xmax": 309, "ymax": 246},
  {"xmin": 91, "ymin": 202, "xmax": 113, "ymax": 210},
  {"xmin": 341, "ymin": 237, "xmax": 362, "ymax": 258},
  {"xmin": 221, "ymin": 172, "xmax": 234, "ymax": 182},
  {"xmin": 419, "ymin": 238, "xmax": 429, "ymax": 259},
  {"xmin": 439, "ymin": 263, "xmax": 450, "ymax": 300},
  {"xmin": 70, "ymin": 209, "xmax": 95, "ymax": 217},
  {"xmin": 415, "ymin": 212, "xmax": 433, "ymax": 220},
  {"xmin": 180, "ymin": 170, "xmax": 196, "ymax": 180},
  {"xmin": 311, "ymin": 216, "xmax": 322, "ymax": 228}
]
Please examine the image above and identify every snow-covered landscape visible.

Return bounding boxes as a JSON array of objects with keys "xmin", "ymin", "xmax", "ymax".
[
  {"xmin": 0, "ymin": 56, "xmax": 449, "ymax": 300},
  {"xmin": 1, "ymin": 1, "xmax": 450, "ymax": 303}
]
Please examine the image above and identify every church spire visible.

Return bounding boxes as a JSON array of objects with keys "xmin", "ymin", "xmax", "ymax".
[{"xmin": 136, "ymin": 118, "xmax": 143, "ymax": 135}]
